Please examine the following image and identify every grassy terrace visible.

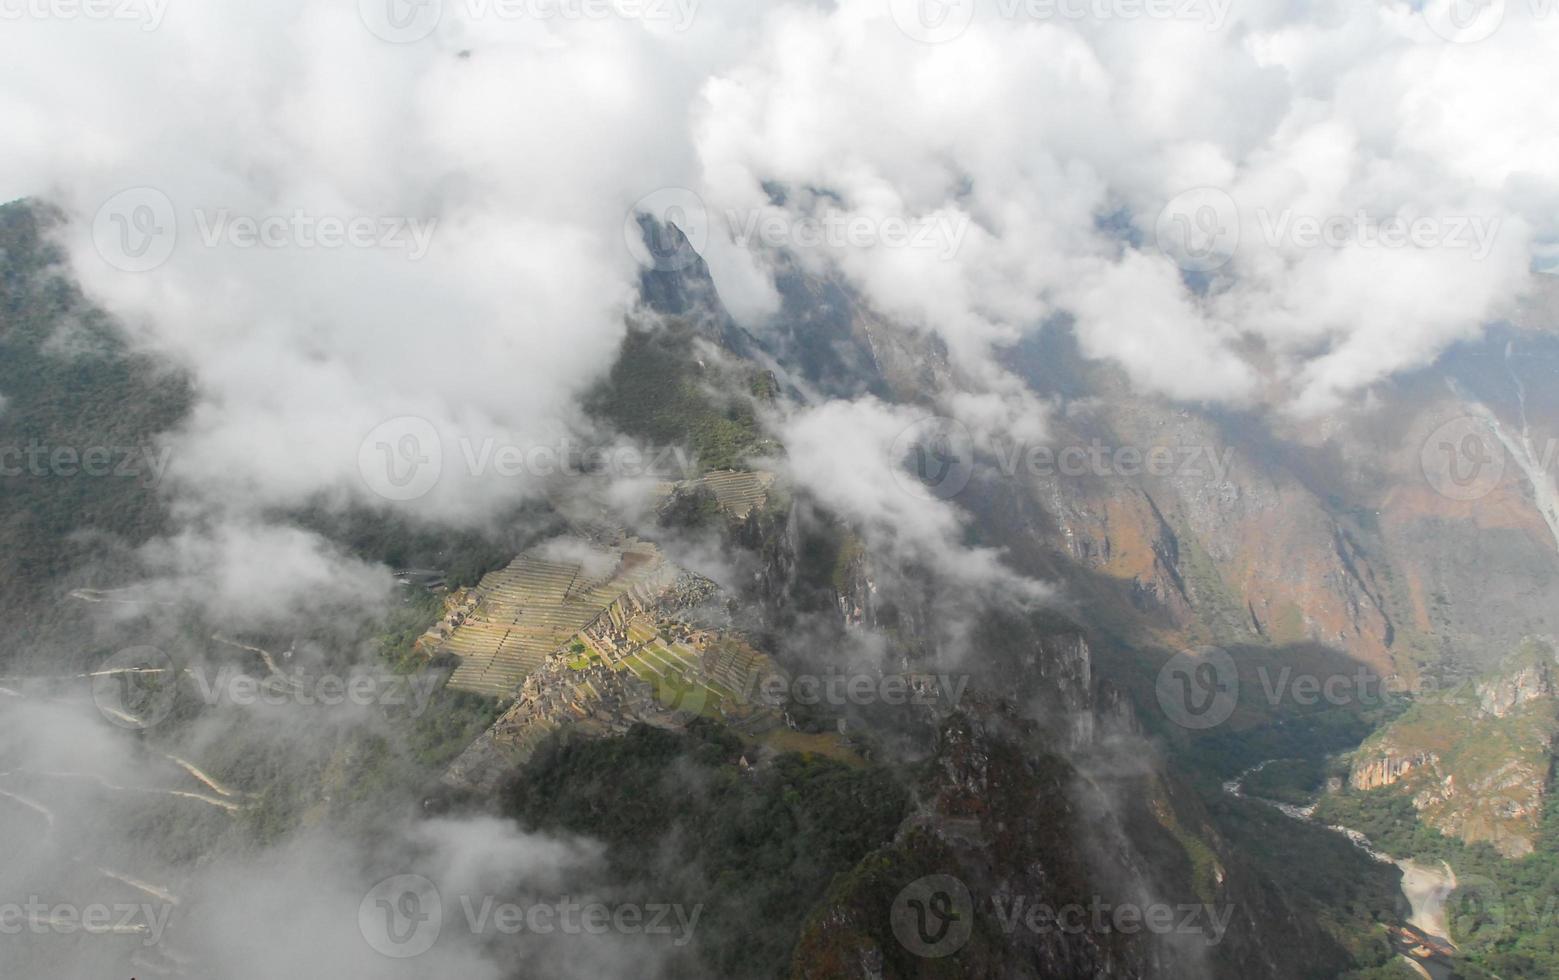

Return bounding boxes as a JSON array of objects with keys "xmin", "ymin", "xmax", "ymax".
[
  {"xmin": 694, "ymin": 469, "xmax": 774, "ymax": 519},
  {"xmin": 442, "ymin": 541, "xmax": 672, "ymax": 697}
]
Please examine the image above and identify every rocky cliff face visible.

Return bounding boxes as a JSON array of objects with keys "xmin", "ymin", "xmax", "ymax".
[
  {"xmin": 1477, "ymin": 656, "xmax": 1555, "ymax": 718},
  {"xmin": 990, "ymin": 390, "xmax": 1411, "ymax": 676},
  {"xmin": 627, "ymin": 227, "xmax": 1559, "ymax": 971},
  {"xmin": 1349, "ymin": 752, "xmax": 1440, "ymax": 792},
  {"xmin": 1000, "ymin": 329, "xmax": 1559, "ymax": 684},
  {"xmin": 1347, "ymin": 640, "xmax": 1559, "ymax": 857},
  {"xmin": 788, "ymin": 701, "xmax": 1316, "ymax": 980},
  {"xmin": 650, "ymin": 222, "xmax": 1559, "ymax": 694}
]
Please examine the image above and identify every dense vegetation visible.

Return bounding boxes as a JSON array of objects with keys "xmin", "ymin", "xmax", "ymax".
[
  {"xmin": 0, "ymin": 201, "xmax": 192, "ymax": 638},
  {"xmin": 1315, "ymin": 787, "xmax": 1559, "ymax": 978},
  {"xmin": 500, "ymin": 720, "xmax": 910, "ymax": 978},
  {"xmin": 1241, "ymin": 758, "xmax": 1327, "ymax": 806},
  {"xmin": 1186, "ymin": 789, "xmax": 1406, "ymax": 979},
  {"xmin": 586, "ymin": 319, "xmax": 770, "ymax": 472}
]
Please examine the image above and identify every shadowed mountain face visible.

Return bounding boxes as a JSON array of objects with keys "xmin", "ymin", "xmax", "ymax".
[
  {"xmin": 665, "ymin": 238, "xmax": 1559, "ymax": 884},
  {"xmin": 5, "ymin": 191, "xmax": 1559, "ymax": 980},
  {"xmin": 617, "ymin": 233, "xmax": 1559, "ymax": 974},
  {"xmin": 662, "ymin": 225, "xmax": 1559, "ymax": 683},
  {"xmin": 0, "ymin": 203, "xmax": 192, "ymax": 661}
]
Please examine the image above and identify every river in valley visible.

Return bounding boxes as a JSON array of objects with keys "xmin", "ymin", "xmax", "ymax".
[{"xmin": 1223, "ymin": 762, "xmax": 1458, "ymax": 980}]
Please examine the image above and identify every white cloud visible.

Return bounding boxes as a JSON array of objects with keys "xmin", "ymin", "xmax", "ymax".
[
  {"xmin": 4, "ymin": 5, "xmax": 1557, "ymax": 975},
  {"xmin": 2, "ymin": 0, "xmax": 1553, "ymax": 542},
  {"xmin": 776, "ymin": 396, "xmax": 1045, "ymax": 598}
]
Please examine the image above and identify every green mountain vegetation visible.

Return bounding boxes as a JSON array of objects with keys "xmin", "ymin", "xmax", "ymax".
[
  {"xmin": 499, "ymin": 720, "xmax": 910, "ymax": 979},
  {"xmin": 0, "ymin": 201, "xmax": 191, "ymax": 630},
  {"xmin": 586, "ymin": 317, "xmax": 774, "ymax": 472},
  {"xmin": 1315, "ymin": 789, "xmax": 1559, "ymax": 979}
]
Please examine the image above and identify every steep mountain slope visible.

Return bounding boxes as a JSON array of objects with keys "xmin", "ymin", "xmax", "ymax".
[{"xmin": 5, "ymin": 197, "xmax": 1558, "ymax": 978}]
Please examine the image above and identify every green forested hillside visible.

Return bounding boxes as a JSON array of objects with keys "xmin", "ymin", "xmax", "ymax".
[
  {"xmin": 500, "ymin": 721, "xmax": 909, "ymax": 979},
  {"xmin": 0, "ymin": 201, "xmax": 192, "ymax": 647}
]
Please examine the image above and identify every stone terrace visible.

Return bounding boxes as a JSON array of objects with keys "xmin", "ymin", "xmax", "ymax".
[
  {"xmin": 443, "ymin": 540, "xmax": 675, "ymax": 697},
  {"xmin": 697, "ymin": 469, "xmax": 774, "ymax": 519}
]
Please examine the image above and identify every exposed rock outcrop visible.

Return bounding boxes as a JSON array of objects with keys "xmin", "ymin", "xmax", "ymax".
[
  {"xmin": 1477, "ymin": 656, "xmax": 1555, "ymax": 718},
  {"xmin": 1346, "ymin": 640, "xmax": 1558, "ymax": 856},
  {"xmin": 1350, "ymin": 752, "xmax": 1440, "ymax": 792}
]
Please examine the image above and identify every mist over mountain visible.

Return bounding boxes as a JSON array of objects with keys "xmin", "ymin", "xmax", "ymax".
[{"xmin": 3, "ymin": 3, "xmax": 1559, "ymax": 979}]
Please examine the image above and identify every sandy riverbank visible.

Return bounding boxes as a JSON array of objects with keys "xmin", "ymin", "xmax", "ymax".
[{"xmin": 1397, "ymin": 858, "xmax": 1457, "ymax": 945}]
